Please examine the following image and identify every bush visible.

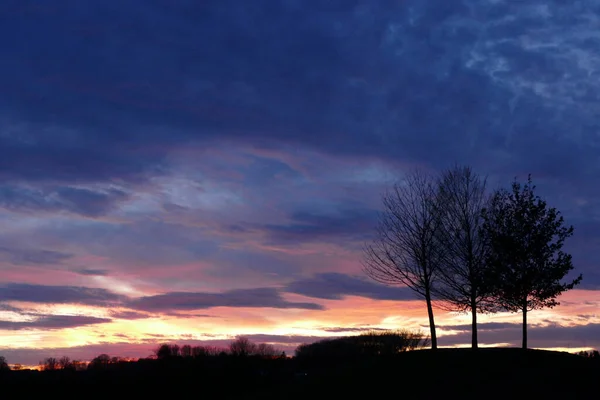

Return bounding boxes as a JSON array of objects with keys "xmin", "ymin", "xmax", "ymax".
[{"xmin": 295, "ymin": 329, "xmax": 430, "ymax": 359}]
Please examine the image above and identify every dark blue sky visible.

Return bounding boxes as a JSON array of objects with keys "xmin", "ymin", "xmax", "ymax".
[{"xmin": 1, "ymin": 0, "xmax": 599, "ymax": 364}]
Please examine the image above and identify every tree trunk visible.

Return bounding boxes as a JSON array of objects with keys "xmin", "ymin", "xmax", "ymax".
[
  {"xmin": 522, "ymin": 305, "xmax": 528, "ymax": 349},
  {"xmin": 425, "ymin": 290, "xmax": 437, "ymax": 350},
  {"xmin": 471, "ymin": 297, "xmax": 478, "ymax": 349}
]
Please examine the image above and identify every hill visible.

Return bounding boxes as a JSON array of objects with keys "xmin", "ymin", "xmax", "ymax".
[{"xmin": 0, "ymin": 348, "xmax": 597, "ymax": 398}]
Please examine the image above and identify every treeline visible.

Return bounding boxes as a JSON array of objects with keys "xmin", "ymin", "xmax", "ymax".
[
  {"xmin": 0, "ymin": 331, "xmax": 427, "ymax": 372},
  {"xmin": 364, "ymin": 165, "xmax": 582, "ymax": 349},
  {"xmin": 27, "ymin": 336, "xmax": 285, "ymax": 372}
]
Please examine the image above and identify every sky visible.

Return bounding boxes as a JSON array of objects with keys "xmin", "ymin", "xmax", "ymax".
[{"xmin": 1, "ymin": 0, "xmax": 600, "ymax": 366}]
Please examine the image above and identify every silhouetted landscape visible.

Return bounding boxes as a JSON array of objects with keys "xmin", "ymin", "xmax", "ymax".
[
  {"xmin": 2, "ymin": 335, "xmax": 600, "ymax": 398},
  {"xmin": 3, "ymin": 2, "xmax": 600, "ymax": 399}
]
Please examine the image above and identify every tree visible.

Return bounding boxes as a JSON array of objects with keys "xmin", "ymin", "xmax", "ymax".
[
  {"xmin": 59, "ymin": 356, "xmax": 74, "ymax": 371},
  {"xmin": 155, "ymin": 344, "xmax": 181, "ymax": 359},
  {"xmin": 229, "ymin": 336, "xmax": 257, "ymax": 356},
  {"xmin": 481, "ymin": 175, "xmax": 582, "ymax": 349},
  {"xmin": 180, "ymin": 344, "xmax": 192, "ymax": 358},
  {"xmin": 0, "ymin": 356, "xmax": 9, "ymax": 371},
  {"xmin": 255, "ymin": 343, "xmax": 278, "ymax": 358},
  {"xmin": 71, "ymin": 360, "xmax": 86, "ymax": 371},
  {"xmin": 433, "ymin": 165, "xmax": 493, "ymax": 349},
  {"xmin": 363, "ymin": 169, "xmax": 443, "ymax": 349},
  {"xmin": 40, "ymin": 357, "xmax": 58, "ymax": 371},
  {"xmin": 88, "ymin": 354, "xmax": 111, "ymax": 369}
]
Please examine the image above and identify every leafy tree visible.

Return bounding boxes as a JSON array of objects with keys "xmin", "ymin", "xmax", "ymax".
[
  {"xmin": 180, "ymin": 344, "xmax": 192, "ymax": 358},
  {"xmin": 363, "ymin": 169, "xmax": 444, "ymax": 349},
  {"xmin": 432, "ymin": 165, "xmax": 493, "ymax": 349},
  {"xmin": 88, "ymin": 354, "xmax": 111, "ymax": 369},
  {"xmin": 155, "ymin": 344, "xmax": 181, "ymax": 359},
  {"xmin": 481, "ymin": 175, "xmax": 582, "ymax": 349}
]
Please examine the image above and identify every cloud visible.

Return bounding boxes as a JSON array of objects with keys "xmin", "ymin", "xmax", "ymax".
[
  {"xmin": 439, "ymin": 322, "xmax": 600, "ymax": 349},
  {"xmin": 0, "ymin": 315, "xmax": 111, "ymax": 330},
  {"xmin": 257, "ymin": 207, "xmax": 379, "ymax": 245},
  {"xmin": 320, "ymin": 326, "xmax": 387, "ymax": 333},
  {"xmin": 72, "ymin": 268, "xmax": 109, "ymax": 276},
  {"xmin": 2, "ymin": 0, "xmax": 598, "ymax": 184},
  {"xmin": 0, "ymin": 185, "xmax": 129, "ymax": 216},
  {"xmin": 285, "ymin": 273, "xmax": 414, "ymax": 301},
  {"xmin": 128, "ymin": 287, "xmax": 324, "ymax": 312},
  {"xmin": 0, "ymin": 283, "xmax": 123, "ymax": 306},
  {"xmin": 437, "ymin": 322, "xmax": 525, "ymax": 332},
  {"xmin": 108, "ymin": 310, "xmax": 150, "ymax": 320},
  {"xmin": 0, "ymin": 247, "xmax": 72, "ymax": 266}
]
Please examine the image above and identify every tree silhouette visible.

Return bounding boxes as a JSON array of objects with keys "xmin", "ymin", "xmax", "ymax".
[
  {"xmin": 481, "ymin": 175, "xmax": 582, "ymax": 349},
  {"xmin": 432, "ymin": 165, "xmax": 493, "ymax": 349},
  {"xmin": 40, "ymin": 357, "xmax": 58, "ymax": 371},
  {"xmin": 180, "ymin": 344, "xmax": 192, "ymax": 357},
  {"xmin": 155, "ymin": 344, "xmax": 181, "ymax": 359},
  {"xmin": 229, "ymin": 336, "xmax": 257, "ymax": 356},
  {"xmin": 88, "ymin": 354, "xmax": 111, "ymax": 369},
  {"xmin": 363, "ymin": 169, "xmax": 443, "ymax": 349},
  {"xmin": 58, "ymin": 356, "xmax": 73, "ymax": 371},
  {"xmin": 256, "ymin": 343, "xmax": 278, "ymax": 358},
  {"xmin": 0, "ymin": 356, "xmax": 9, "ymax": 371}
]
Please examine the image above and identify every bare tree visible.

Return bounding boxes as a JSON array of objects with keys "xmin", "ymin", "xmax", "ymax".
[
  {"xmin": 255, "ymin": 343, "xmax": 278, "ymax": 358},
  {"xmin": 40, "ymin": 357, "xmax": 59, "ymax": 371},
  {"xmin": 229, "ymin": 336, "xmax": 257, "ymax": 356},
  {"xmin": 0, "ymin": 356, "xmax": 8, "ymax": 371},
  {"xmin": 58, "ymin": 356, "xmax": 73, "ymax": 370},
  {"xmin": 363, "ymin": 169, "xmax": 443, "ymax": 349},
  {"xmin": 433, "ymin": 165, "xmax": 492, "ymax": 349}
]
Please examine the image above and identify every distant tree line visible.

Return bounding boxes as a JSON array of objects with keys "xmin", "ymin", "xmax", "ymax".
[
  {"xmin": 1, "ymin": 331, "xmax": 431, "ymax": 372},
  {"xmin": 364, "ymin": 165, "xmax": 582, "ymax": 349}
]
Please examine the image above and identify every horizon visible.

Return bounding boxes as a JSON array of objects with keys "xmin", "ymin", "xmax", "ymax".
[{"xmin": 2, "ymin": 1, "xmax": 600, "ymax": 366}]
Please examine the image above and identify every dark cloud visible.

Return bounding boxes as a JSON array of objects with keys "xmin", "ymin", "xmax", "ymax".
[
  {"xmin": 128, "ymin": 287, "xmax": 324, "ymax": 312},
  {"xmin": 0, "ymin": 303, "xmax": 22, "ymax": 312},
  {"xmin": 258, "ymin": 207, "xmax": 379, "ymax": 244},
  {"xmin": 0, "ymin": 283, "xmax": 123, "ymax": 306},
  {"xmin": 285, "ymin": 273, "xmax": 414, "ymax": 301},
  {"xmin": 0, "ymin": 247, "xmax": 72, "ymax": 265},
  {"xmin": 0, "ymin": 185, "xmax": 129, "ymax": 216},
  {"xmin": 0, "ymin": 315, "xmax": 111, "ymax": 330},
  {"xmin": 72, "ymin": 268, "xmax": 109, "ymax": 276},
  {"xmin": 2, "ymin": 0, "xmax": 599, "ymax": 184},
  {"xmin": 108, "ymin": 310, "xmax": 150, "ymax": 320}
]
